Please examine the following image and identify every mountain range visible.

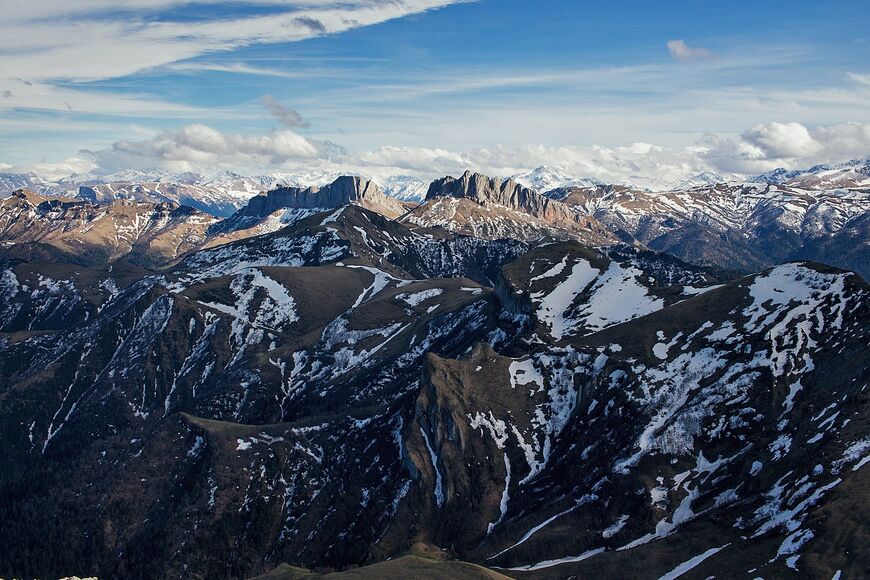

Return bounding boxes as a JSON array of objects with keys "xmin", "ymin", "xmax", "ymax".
[
  {"xmin": 4, "ymin": 156, "xmax": 867, "ymax": 216},
  {"xmin": 0, "ymin": 169, "xmax": 431, "ymax": 218},
  {"xmin": 0, "ymin": 157, "xmax": 868, "ymax": 579},
  {"xmin": 6, "ymin": 157, "xmax": 868, "ymax": 278}
]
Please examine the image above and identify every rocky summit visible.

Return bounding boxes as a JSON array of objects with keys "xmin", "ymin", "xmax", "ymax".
[
  {"xmin": 0, "ymin": 175, "xmax": 867, "ymax": 579},
  {"xmin": 212, "ymin": 176, "xmax": 408, "ymax": 235},
  {"xmin": 403, "ymin": 171, "xmax": 616, "ymax": 245}
]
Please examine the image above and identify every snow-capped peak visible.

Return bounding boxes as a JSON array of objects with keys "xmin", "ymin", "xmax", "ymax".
[
  {"xmin": 374, "ymin": 175, "xmax": 429, "ymax": 201},
  {"xmin": 751, "ymin": 157, "xmax": 870, "ymax": 188},
  {"xmin": 510, "ymin": 165, "xmax": 600, "ymax": 193}
]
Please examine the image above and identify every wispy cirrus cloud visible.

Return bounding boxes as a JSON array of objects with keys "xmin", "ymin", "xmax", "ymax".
[
  {"xmin": 2, "ymin": 0, "xmax": 868, "ymax": 179},
  {"xmin": 164, "ymin": 62, "xmax": 311, "ymax": 79},
  {"xmin": 1, "ymin": 0, "xmax": 468, "ymax": 82},
  {"xmin": 0, "ymin": 0, "xmax": 470, "ymax": 115}
]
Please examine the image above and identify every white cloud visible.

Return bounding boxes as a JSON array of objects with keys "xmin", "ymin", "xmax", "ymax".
[
  {"xmin": 667, "ymin": 39, "xmax": 714, "ymax": 62},
  {"xmin": 351, "ymin": 142, "xmax": 726, "ymax": 189},
  {"xmin": 358, "ymin": 122, "xmax": 870, "ymax": 185},
  {"xmin": 0, "ymin": 0, "xmax": 468, "ymax": 115},
  {"xmin": 741, "ymin": 121, "xmax": 822, "ymax": 159},
  {"xmin": 27, "ymin": 157, "xmax": 98, "ymax": 181},
  {"xmin": 810, "ymin": 122, "xmax": 870, "ymax": 160},
  {"xmin": 0, "ymin": 0, "xmax": 466, "ymax": 83},
  {"xmin": 166, "ymin": 62, "xmax": 310, "ymax": 79},
  {"xmin": 87, "ymin": 123, "xmax": 334, "ymax": 173},
  {"xmin": 357, "ymin": 146, "xmax": 472, "ymax": 175},
  {"xmin": 699, "ymin": 121, "xmax": 870, "ymax": 174},
  {"xmin": 11, "ymin": 120, "xmax": 870, "ymax": 190},
  {"xmin": 0, "ymin": 77, "xmax": 203, "ymax": 117}
]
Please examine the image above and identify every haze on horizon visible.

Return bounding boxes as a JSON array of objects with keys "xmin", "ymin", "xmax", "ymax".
[{"xmin": 1, "ymin": 0, "xmax": 869, "ymax": 183}]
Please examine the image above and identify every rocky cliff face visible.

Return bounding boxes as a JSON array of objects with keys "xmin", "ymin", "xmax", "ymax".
[
  {"xmin": 427, "ymin": 171, "xmax": 586, "ymax": 224},
  {"xmin": 219, "ymin": 176, "xmax": 405, "ymax": 232},
  {"xmin": 413, "ymin": 171, "xmax": 615, "ymax": 244}
]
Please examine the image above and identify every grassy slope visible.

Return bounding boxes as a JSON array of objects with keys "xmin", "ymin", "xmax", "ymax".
[{"xmin": 249, "ymin": 543, "xmax": 512, "ymax": 579}]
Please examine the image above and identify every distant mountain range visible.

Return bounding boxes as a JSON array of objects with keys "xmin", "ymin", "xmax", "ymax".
[
  {"xmin": 0, "ymin": 168, "xmax": 428, "ymax": 217},
  {"xmin": 750, "ymin": 156, "xmax": 870, "ymax": 188},
  {"xmin": 1, "ymin": 158, "xmax": 868, "ymax": 278},
  {"xmin": 3, "ymin": 156, "xmax": 867, "ymax": 219}
]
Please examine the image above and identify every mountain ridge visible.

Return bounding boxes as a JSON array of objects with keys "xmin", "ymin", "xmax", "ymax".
[
  {"xmin": 0, "ymin": 205, "xmax": 865, "ymax": 578},
  {"xmin": 4, "ymin": 155, "xmax": 870, "ymax": 210},
  {"xmin": 3, "ymin": 163, "xmax": 869, "ymax": 281}
]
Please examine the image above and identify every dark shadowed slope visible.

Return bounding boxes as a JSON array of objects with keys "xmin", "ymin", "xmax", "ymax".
[{"xmin": 0, "ymin": 202, "xmax": 866, "ymax": 579}]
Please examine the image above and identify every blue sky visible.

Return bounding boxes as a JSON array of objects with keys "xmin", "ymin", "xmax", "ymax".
[{"xmin": 1, "ymin": 0, "xmax": 868, "ymax": 181}]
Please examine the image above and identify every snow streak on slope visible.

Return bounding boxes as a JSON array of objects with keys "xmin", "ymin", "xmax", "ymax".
[
  {"xmin": 533, "ymin": 259, "xmax": 599, "ymax": 340},
  {"xmin": 529, "ymin": 255, "xmax": 666, "ymax": 340}
]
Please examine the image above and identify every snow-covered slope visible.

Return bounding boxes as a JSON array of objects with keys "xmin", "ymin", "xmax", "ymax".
[
  {"xmin": 510, "ymin": 166, "xmax": 600, "ymax": 192},
  {"xmin": 0, "ymin": 201, "xmax": 866, "ymax": 580},
  {"xmin": 551, "ymin": 181, "xmax": 870, "ymax": 277},
  {"xmin": 0, "ymin": 190, "xmax": 218, "ymax": 266},
  {"xmin": 445, "ymin": 260, "xmax": 869, "ymax": 578},
  {"xmin": 0, "ymin": 172, "xmax": 57, "ymax": 196},
  {"xmin": 499, "ymin": 242, "xmax": 717, "ymax": 341},
  {"xmin": 752, "ymin": 157, "xmax": 870, "ymax": 189},
  {"xmin": 377, "ymin": 175, "xmax": 429, "ymax": 202}
]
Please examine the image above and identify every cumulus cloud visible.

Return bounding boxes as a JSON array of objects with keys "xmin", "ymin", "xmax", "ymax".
[
  {"xmin": 353, "ymin": 122, "xmax": 870, "ymax": 186},
  {"xmin": 87, "ymin": 123, "xmax": 338, "ymax": 173},
  {"xmin": 23, "ymin": 120, "xmax": 870, "ymax": 190},
  {"xmin": 357, "ymin": 146, "xmax": 472, "ymax": 175},
  {"xmin": 27, "ymin": 157, "xmax": 98, "ymax": 181},
  {"xmin": 667, "ymin": 39, "xmax": 714, "ymax": 62},
  {"xmin": 699, "ymin": 121, "xmax": 870, "ymax": 173},
  {"xmin": 261, "ymin": 95, "xmax": 309, "ymax": 128},
  {"xmin": 741, "ymin": 121, "xmax": 822, "ymax": 159},
  {"xmin": 352, "ymin": 142, "xmax": 724, "ymax": 190},
  {"xmin": 805, "ymin": 122, "xmax": 870, "ymax": 161}
]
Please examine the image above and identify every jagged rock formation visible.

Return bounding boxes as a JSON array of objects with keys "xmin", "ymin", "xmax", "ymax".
[
  {"xmin": 405, "ymin": 171, "xmax": 616, "ymax": 244},
  {"xmin": 425, "ymin": 171, "xmax": 594, "ymax": 225},
  {"xmin": 214, "ymin": 176, "xmax": 407, "ymax": 235},
  {"xmin": 3, "ymin": 160, "xmax": 869, "ymax": 280}
]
